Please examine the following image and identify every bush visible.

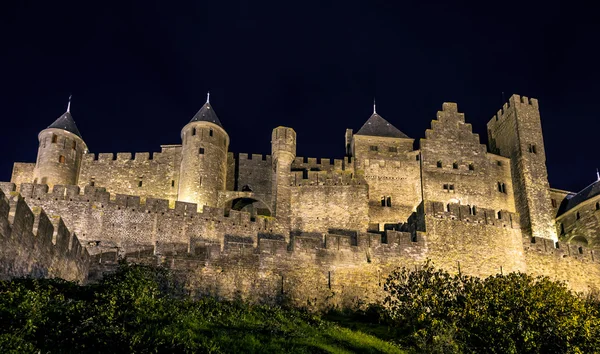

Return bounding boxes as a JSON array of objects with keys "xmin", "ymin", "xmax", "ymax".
[{"xmin": 382, "ymin": 261, "xmax": 600, "ymax": 353}]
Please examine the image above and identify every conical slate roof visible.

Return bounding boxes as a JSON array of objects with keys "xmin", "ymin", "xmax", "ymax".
[
  {"xmin": 356, "ymin": 112, "xmax": 409, "ymax": 139},
  {"xmin": 48, "ymin": 111, "xmax": 83, "ymax": 138},
  {"xmin": 189, "ymin": 102, "xmax": 223, "ymax": 128}
]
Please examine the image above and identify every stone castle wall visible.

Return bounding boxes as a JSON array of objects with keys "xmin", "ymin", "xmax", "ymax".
[
  {"xmin": 0, "ymin": 187, "xmax": 89, "ymax": 282},
  {"xmin": 78, "ymin": 145, "xmax": 182, "ymax": 203}
]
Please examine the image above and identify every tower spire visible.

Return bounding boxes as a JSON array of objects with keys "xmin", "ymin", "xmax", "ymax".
[
  {"xmin": 373, "ymin": 98, "xmax": 376, "ymax": 114},
  {"xmin": 67, "ymin": 94, "xmax": 72, "ymax": 113},
  {"xmin": 206, "ymin": 91, "xmax": 210, "ymax": 104}
]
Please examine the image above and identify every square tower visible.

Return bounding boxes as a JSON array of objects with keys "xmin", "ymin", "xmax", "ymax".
[{"xmin": 487, "ymin": 94, "xmax": 557, "ymax": 240}]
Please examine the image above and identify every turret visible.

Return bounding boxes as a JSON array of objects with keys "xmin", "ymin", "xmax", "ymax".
[
  {"xmin": 271, "ymin": 126, "xmax": 296, "ymax": 218},
  {"xmin": 487, "ymin": 94, "xmax": 556, "ymax": 240},
  {"xmin": 32, "ymin": 96, "xmax": 87, "ymax": 189},
  {"xmin": 178, "ymin": 93, "xmax": 229, "ymax": 210}
]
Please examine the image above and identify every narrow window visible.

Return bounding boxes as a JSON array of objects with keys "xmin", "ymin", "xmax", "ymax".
[
  {"xmin": 199, "ymin": 147, "xmax": 205, "ymax": 154},
  {"xmin": 446, "ymin": 204, "xmax": 450, "ymax": 212},
  {"xmin": 468, "ymin": 205, "xmax": 473, "ymax": 215},
  {"xmin": 468, "ymin": 163, "xmax": 474, "ymax": 171},
  {"xmin": 497, "ymin": 160, "xmax": 502, "ymax": 166},
  {"xmin": 59, "ymin": 155, "xmax": 66, "ymax": 163},
  {"xmin": 72, "ymin": 141, "xmax": 77, "ymax": 150},
  {"xmin": 209, "ymin": 129, "xmax": 213, "ymax": 137},
  {"xmin": 576, "ymin": 211, "xmax": 581, "ymax": 220},
  {"xmin": 472, "ymin": 206, "xmax": 477, "ymax": 215},
  {"xmin": 138, "ymin": 180, "xmax": 143, "ymax": 187},
  {"xmin": 192, "ymin": 127, "xmax": 196, "ymax": 136},
  {"xmin": 381, "ymin": 197, "xmax": 386, "ymax": 207},
  {"xmin": 443, "ymin": 184, "xmax": 449, "ymax": 191},
  {"xmin": 52, "ymin": 135, "xmax": 57, "ymax": 143},
  {"xmin": 551, "ymin": 199, "xmax": 557, "ymax": 208},
  {"xmin": 171, "ymin": 180, "xmax": 175, "ymax": 187},
  {"xmin": 453, "ymin": 162, "xmax": 458, "ymax": 169},
  {"xmin": 416, "ymin": 154, "xmax": 420, "ymax": 161},
  {"xmin": 199, "ymin": 177, "xmax": 202, "ymax": 186},
  {"xmin": 437, "ymin": 161, "xmax": 442, "ymax": 168},
  {"xmin": 560, "ymin": 223, "xmax": 565, "ymax": 235},
  {"xmin": 497, "ymin": 211, "xmax": 502, "ymax": 219},
  {"xmin": 498, "ymin": 182, "xmax": 506, "ymax": 193},
  {"xmin": 502, "ymin": 183, "xmax": 506, "ymax": 193},
  {"xmin": 370, "ymin": 145, "xmax": 378, "ymax": 152},
  {"xmin": 578, "ymin": 246, "xmax": 584, "ymax": 254},
  {"xmin": 449, "ymin": 184, "xmax": 454, "ymax": 192},
  {"xmin": 532, "ymin": 145, "xmax": 537, "ymax": 154},
  {"xmin": 596, "ymin": 202, "xmax": 599, "ymax": 211},
  {"xmin": 388, "ymin": 146, "xmax": 398, "ymax": 153},
  {"xmin": 386, "ymin": 197, "xmax": 392, "ymax": 207},
  {"xmin": 90, "ymin": 181, "xmax": 95, "ymax": 187}
]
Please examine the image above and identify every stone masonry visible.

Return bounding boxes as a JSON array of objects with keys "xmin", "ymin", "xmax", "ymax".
[{"xmin": 3, "ymin": 93, "xmax": 600, "ymax": 309}]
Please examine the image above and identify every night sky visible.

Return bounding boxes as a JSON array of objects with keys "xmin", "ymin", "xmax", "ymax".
[{"xmin": 1, "ymin": 1, "xmax": 598, "ymax": 193}]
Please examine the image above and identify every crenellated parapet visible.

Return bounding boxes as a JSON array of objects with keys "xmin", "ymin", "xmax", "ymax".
[
  {"xmin": 425, "ymin": 201, "xmax": 520, "ymax": 229},
  {"xmin": 292, "ymin": 156, "xmax": 346, "ymax": 172},
  {"xmin": 290, "ymin": 170, "xmax": 364, "ymax": 186},
  {"xmin": 524, "ymin": 236, "xmax": 599, "ymax": 264},
  {"xmin": 0, "ymin": 187, "xmax": 89, "ymax": 282}
]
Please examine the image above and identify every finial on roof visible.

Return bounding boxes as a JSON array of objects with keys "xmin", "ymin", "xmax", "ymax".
[
  {"xmin": 67, "ymin": 94, "xmax": 72, "ymax": 113},
  {"xmin": 373, "ymin": 98, "xmax": 376, "ymax": 114},
  {"xmin": 206, "ymin": 91, "xmax": 210, "ymax": 104}
]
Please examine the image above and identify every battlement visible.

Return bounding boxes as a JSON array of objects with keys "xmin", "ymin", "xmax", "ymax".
[
  {"xmin": 6, "ymin": 182, "xmax": 280, "ymax": 231},
  {"xmin": 425, "ymin": 201, "xmax": 520, "ymax": 229},
  {"xmin": 489, "ymin": 94, "xmax": 540, "ymax": 123},
  {"xmin": 0, "ymin": 188, "xmax": 89, "ymax": 281},
  {"xmin": 290, "ymin": 170, "xmax": 363, "ymax": 186},
  {"xmin": 83, "ymin": 145, "xmax": 182, "ymax": 163},
  {"xmin": 238, "ymin": 153, "xmax": 272, "ymax": 163},
  {"xmin": 524, "ymin": 236, "xmax": 599, "ymax": 263},
  {"xmin": 292, "ymin": 156, "xmax": 345, "ymax": 171}
]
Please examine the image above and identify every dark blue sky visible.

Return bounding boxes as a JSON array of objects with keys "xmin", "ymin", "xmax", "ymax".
[{"xmin": 1, "ymin": 0, "xmax": 598, "ymax": 192}]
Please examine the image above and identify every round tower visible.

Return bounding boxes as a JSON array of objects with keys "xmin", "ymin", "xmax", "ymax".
[
  {"xmin": 271, "ymin": 126, "xmax": 296, "ymax": 218},
  {"xmin": 178, "ymin": 94, "xmax": 229, "ymax": 210},
  {"xmin": 32, "ymin": 96, "xmax": 87, "ymax": 189}
]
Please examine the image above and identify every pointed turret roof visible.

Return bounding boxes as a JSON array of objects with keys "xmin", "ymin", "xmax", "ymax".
[
  {"xmin": 189, "ymin": 92, "xmax": 223, "ymax": 128},
  {"xmin": 356, "ymin": 112, "xmax": 409, "ymax": 139},
  {"xmin": 47, "ymin": 96, "xmax": 83, "ymax": 138}
]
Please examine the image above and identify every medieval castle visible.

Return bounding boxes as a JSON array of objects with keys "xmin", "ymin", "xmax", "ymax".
[{"xmin": 1, "ymin": 93, "xmax": 599, "ymax": 309}]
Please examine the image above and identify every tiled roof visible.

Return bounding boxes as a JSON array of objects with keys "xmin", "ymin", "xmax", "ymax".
[
  {"xmin": 47, "ymin": 112, "xmax": 82, "ymax": 138},
  {"xmin": 356, "ymin": 113, "xmax": 409, "ymax": 138},
  {"xmin": 190, "ymin": 102, "xmax": 223, "ymax": 128}
]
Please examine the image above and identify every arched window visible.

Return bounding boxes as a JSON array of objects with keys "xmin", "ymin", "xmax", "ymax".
[
  {"xmin": 386, "ymin": 197, "xmax": 392, "ymax": 207},
  {"xmin": 381, "ymin": 197, "xmax": 386, "ymax": 207},
  {"xmin": 52, "ymin": 135, "xmax": 57, "ymax": 143},
  {"xmin": 59, "ymin": 155, "xmax": 66, "ymax": 163},
  {"xmin": 209, "ymin": 129, "xmax": 213, "ymax": 137},
  {"xmin": 192, "ymin": 127, "xmax": 196, "ymax": 136}
]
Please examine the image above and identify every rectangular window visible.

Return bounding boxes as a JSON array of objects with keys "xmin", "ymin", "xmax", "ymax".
[
  {"xmin": 468, "ymin": 163, "xmax": 474, "ymax": 171},
  {"xmin": 443, "ymin": 184, "xmax": 449, "ymax": 191},
  {"xmin": 449, "ymin": 184, "xmax": 454, "ymax": 191},
  {"xmin": 138, "ymin": 180, "xmax": 143, "ymax": 187},
  {"xmin": 171, "ymin": 180, "xmax": 175, "ymax": 187},
  {"xmin": 209, "ymin": 129, "xmax": 213, "ymax": 137},
  {"xmin": 528, "ymin": 144, "xmax": 537, "ymax": 154},
  {"xmin": 388, "ymin": 147, "xmax": 398, "ymax": 153},
  {"xmin": 437, "ymin": 161, "xmax": 442, "ymax": 168},
  {"xmin": 199, "ymin": 147, "xmax": 205, "ymax": 154},
  {"xmin": 370, "ymin": 145, "xmax": 378, "ymax": 152},
  {"xmin": 72, "ymin": 141, "xmax": 77, "ymax": 150},
  {"xmin": 59, "ymin": 155, "xmax": 66, "ymax": 163},
  {"xmin": 90, "ymin": 181, "xmax": 95, "ymax": 187},
  {"xmin": 52, "ymin": 135, "xmax": 57, "ymax": 143},
  {"xmin": 497, "ymin": 160, "xmax": 503, "ymax": 166},
  {"xmin": 551, "ymin": 199, "xmax": 557, "ymax": 208}
]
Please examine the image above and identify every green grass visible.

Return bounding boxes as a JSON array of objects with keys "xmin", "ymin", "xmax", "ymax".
[{"xmin": 0, "ymin": 264, "xmax": 405, "ymax": 353}]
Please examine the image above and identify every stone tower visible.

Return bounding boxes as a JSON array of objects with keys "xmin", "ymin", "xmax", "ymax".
[
  {"xmin": 487, "ymin": 94, "xmax": 557, "ymax": 240},
  {"xmin": 178, "ymin": 95, "xmax": 229, "ymax": 210},
  {"xmin": 32, "ymin": 97, "xmax": 87, "ymax": 189},
  {"xmin": 271, "ymin": 126, "xmax": 296, "ymax": 219}
]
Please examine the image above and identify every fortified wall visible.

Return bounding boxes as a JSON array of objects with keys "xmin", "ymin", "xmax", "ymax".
[
  {"xmin": 0, "ymin": 187, "xmax": 89, "ymax": 282},
  {"xmin": 4, "ymin": 93, "xmax": 600, "ymax": 309}
]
